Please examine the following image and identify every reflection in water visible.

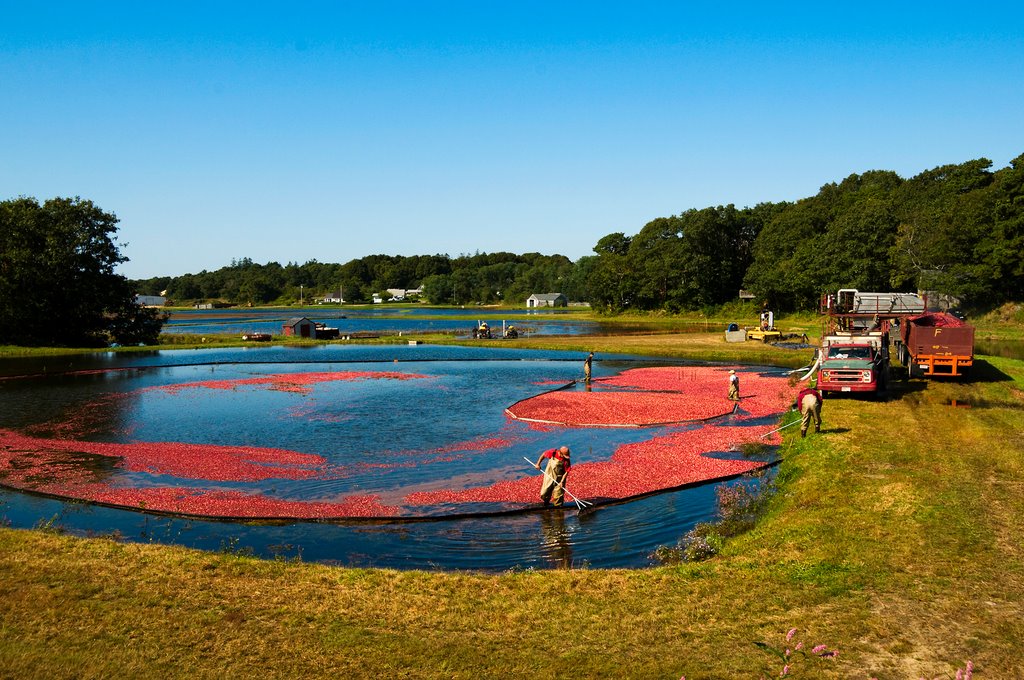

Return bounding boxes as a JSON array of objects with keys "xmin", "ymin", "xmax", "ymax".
[
  {"xmin": 976, "ymin": 340, "xmax": 1024, "ymax": 361},
  {"xmin": 539, "ymin": 510, "xmax": 574, "ymax": 568}
]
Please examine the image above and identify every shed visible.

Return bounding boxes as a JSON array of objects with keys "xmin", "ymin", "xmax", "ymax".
[
  {"xmin": 135, "ymin": 295, "xmax": 167, "ymax": 307},
  {"xmin": 282, "ymin": 317, "xmax": 315, "ymax": 338},
  {"xmin": 526, "ymin": 293, "xmax": 567, "ymax": 308}
]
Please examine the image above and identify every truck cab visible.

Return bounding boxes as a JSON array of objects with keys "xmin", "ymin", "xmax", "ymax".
[{"xmin": 818, "ymin": 334, "xmax": 889, "ymax": 394}]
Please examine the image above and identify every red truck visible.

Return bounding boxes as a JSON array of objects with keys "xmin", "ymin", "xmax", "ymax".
[
  {"xmin": 817, "ymin": 334, "xmax": 889, "ymax": 394},
  {"xmin": 896, "ymin": 312, "xmax": 974, "ymax": 377}
]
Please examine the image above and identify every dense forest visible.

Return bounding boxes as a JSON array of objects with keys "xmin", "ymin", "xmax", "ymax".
[{"xmin": 131, "ymin": 153, "xmax": 1024, "ymax": 312}]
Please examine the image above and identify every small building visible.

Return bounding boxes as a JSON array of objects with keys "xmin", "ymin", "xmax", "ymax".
[
  {"xmin": 372, "ymin": 294, "xmax": 383, "ymax": 304},
  {"xmin": 282, "ymin": 317, "xmax": 315, "ymax": 338},
  {"xmin": 135, "ymin": 294, "xmax": 166, "ymax": 307},
  {"xmin": 385, "ymin": 287, "xmax": 424, "ymax": 301},
  {"xmin": 526, "ymin": 293, "xmax": 567, "ymax": 308},
  {"xmin": 322, "ymin": 291, "xmax": 344, "ymax": 304}
]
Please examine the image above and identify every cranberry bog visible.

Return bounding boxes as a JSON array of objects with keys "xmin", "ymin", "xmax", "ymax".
[{"xmin": 0, "ymin": 345, "xmax": 793, "ymax": 569}]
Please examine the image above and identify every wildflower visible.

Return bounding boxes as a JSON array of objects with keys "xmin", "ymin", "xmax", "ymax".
[
  {"xmin": 786, "ymin": 628, "xmax": 797, "ymax": 641},
  {"xmin": 811, "ymin": 644, "xmax": 827, "ymax": 654},
  {"xmin": 795, "ymin": 641, "xmax": 803, "ymax": 651},
  {"xmin": 780, "ymin": 665, "xmax": 790, "ymax": 676}
]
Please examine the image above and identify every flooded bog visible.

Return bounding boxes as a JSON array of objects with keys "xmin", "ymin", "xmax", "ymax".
[{"xmin": 0, "ymin": 345, "xmax": 791, "ymax": 570}]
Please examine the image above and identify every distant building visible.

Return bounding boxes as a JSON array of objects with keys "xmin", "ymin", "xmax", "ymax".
[
  {"xmin": 322, "ymin": 291, "xmax": 344, "ymax": 303},
  {"xmin": 526, "ymin": 293, "xmax": 567, "ymax": 308},
  {"xmin": 386, "ymin": 287, "xmax": 423, "ymax": 301},
  {"xmin": 135, "ymin": 294, "xmax": 166, "ymax": 307},
  {"xmin": 282, "ymin": 317, "xmax": 315, "ymax": 338}
]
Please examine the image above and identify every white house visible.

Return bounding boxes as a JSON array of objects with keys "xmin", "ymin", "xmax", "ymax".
[{"xmin": 526, "ymin": 293, "xmax": 567, "ymax": 308}]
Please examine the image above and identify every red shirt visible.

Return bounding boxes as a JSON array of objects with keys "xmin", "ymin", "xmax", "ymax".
[
  {"xmin": 797, "ymin": 387, "xmax": 822, "ymax": 404},
  {"xmin": 541, "ymin": 448, "xmax": 571, "ymax": 471}
]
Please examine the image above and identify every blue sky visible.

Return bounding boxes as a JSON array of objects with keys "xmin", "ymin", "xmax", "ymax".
[{"xmin": 3, "ymin": 2, "xmax": 1023, "ymax": 279}]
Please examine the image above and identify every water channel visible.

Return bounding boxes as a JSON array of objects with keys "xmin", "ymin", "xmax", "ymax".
[{"xmin": 164, "ymin": 306, "xmax": 600, "ymax": 337}]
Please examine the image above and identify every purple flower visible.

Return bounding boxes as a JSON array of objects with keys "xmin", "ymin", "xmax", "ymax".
[
  {"xmin": 780, "ymin": 665, "xmax": 790, "ymax": 677},
  {"xmin": 795, "ymin": 641, "xmax": 803, "ymax": 651},
  {"xmin": 786, "ymin": 628, "xmax": 797, "ymax": 641},
  {"xmin": 811, "ymin": 644, "xmax": 827, "ymax": 654}
]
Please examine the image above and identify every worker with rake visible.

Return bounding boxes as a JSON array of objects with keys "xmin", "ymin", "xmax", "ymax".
[{"xmin": 534, "ymin": 445, "xmax": 572, "ymax": 507}]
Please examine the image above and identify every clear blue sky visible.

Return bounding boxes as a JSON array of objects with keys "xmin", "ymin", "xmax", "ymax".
[{"xmin": 3, "ymin": 2, "xmax": 1023, "ymax": 279}]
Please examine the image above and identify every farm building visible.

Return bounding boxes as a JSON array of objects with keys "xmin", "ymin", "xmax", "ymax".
[
  {"xmin": 282, "ymin": 317, "xmax": 315, "ymax": 338},
  {"xmin": 526, "ymin": 293, "xmax": 567, "ymax": 308},
  {"xmin": 135, "ymin": 295, "xmax": 166, "ymax": 307}
]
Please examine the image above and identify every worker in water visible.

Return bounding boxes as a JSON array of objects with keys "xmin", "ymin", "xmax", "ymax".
[
  {"xmin": 728, "ymin": 369, "xmax": 740, "ymax": 401},
  {"xmin": 584, "ymin": 351, "xmax": 594, "ymax": 383},
  {"xmin": 535, "ymin": 445, "xmax": 572, "ymax": 507},
  {"xmin": 794, "ymin": 384, "xmax": 823, "ymax": 438}
]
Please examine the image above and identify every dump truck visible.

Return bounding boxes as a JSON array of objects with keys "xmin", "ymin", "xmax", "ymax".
[
  {"xmin": 817, "ymin": 331, "xmax": 889, "ymax": 394},
  {"xmin": 895, "ymin": 312, "xmax": 974, "ymax": 377}
]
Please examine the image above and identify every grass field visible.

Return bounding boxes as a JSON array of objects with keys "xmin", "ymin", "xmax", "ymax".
[{"xmin": 1, "ymin": 324, "xmax": 1022, "ymax": 678}]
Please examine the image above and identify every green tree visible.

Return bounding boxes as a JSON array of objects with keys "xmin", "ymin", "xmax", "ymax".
[
  {"xmin": 983, "ymin": 154, "xmax": 1024, "ymax": 300},
  {"xmin": 421, "ymin": 273, "xmax": 453, "ymax": 304},
  {"xmin": 589, "ymin": 232, "xmax": 636, "ymax": 311},
  {"xmin": 0, "ymin": 196, "xmax": 165, "ymax": 346},
  {"xmin": 889, "ymin": 159, "xmax": 995, "ymax": 296}
]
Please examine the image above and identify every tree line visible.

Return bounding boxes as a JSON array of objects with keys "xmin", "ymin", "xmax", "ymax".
[
  {"xmin": 133, "ymin": 153, "xmax": 1024, "ymax": 313},
  {"xmin": 133, "ymin": 252, "xmax": 585, "ymax": 306},
  {"xmin": 4, "ymin": 152, "xmax": 1020, "ymax": 348},
  {"xmin": 586, "ymin": 154, "xmax": 1024, "ymax": 312}
]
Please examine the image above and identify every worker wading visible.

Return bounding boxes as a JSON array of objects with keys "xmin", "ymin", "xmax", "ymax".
[{"xmin": 536, "ymin": 446, "xmax": 572, "ymax": 507}]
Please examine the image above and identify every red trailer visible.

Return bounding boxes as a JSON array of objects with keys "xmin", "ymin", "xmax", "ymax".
[{"xmin": 896, "ymin": 313, "xmax": 974, "ymax": 377}]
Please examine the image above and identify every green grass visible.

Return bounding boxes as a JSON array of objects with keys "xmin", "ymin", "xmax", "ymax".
[{"xmin": 1, "ymin": 327, "xmax": 1022, "ymax": 677}]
